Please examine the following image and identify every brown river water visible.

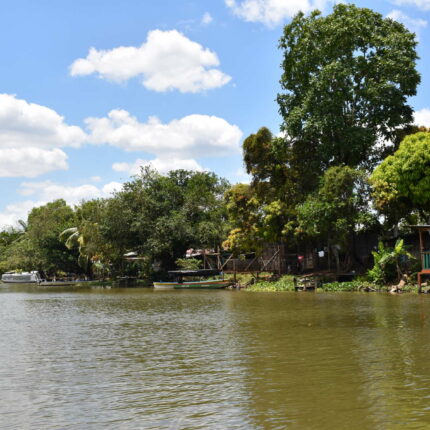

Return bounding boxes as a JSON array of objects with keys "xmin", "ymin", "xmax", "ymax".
[{"xmin": 1, "ymin": 286, "xmax": 430, "ymax": 429}]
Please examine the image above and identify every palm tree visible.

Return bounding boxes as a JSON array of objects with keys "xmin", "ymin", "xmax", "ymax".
[
  {"xmin": 59, "ymin": 226, "xmax": 90, "ymax": 272},
  {"xmin": 60, "ymin": 222, "xmax": 104, "ymax": 276},
  {"xmin": 59, "ymin": 227, "xmax": 82, "ymax": 249}
]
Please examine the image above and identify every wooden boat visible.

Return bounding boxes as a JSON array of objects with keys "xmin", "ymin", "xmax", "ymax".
[
  {"xmin": 38, "ymin": 280, "xmax": 90, "ymax": 287},
  {"xmin": 153, "ymin": 269, "xmax": 231, "ymax": 289}
]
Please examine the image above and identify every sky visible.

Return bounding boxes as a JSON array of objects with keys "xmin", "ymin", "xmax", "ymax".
[{"xmin": 0, "ymin": 0, "xmax": 429, "ymax": 228}]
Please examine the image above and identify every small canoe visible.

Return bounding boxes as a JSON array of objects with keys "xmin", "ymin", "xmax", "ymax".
[{"xmin": 153, "ymin": 279, "xmax": 231, "ymax": 289}]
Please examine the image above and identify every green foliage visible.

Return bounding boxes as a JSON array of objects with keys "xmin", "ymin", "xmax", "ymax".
[
  {"xmin": 322, "ymin": 281, "xmax": 378, "ymax": 292},
  {"xmin": 175, "ymin": 258, "xmax": 201, "ymax": 270},
  {"xmin": 225, "ymin": 127, "xmax": 303, "ymax": 251},
  {"xmin": 278, "ymin": 4, "xmax": 420, "ymax": 169},
  {"xmin": 296, "ymin": 166, "xmax": 376, "ymax": 245},
  {"xmin": 367, "ymin": 239, "xmax": 414, "ymax": 284},
  {"xmin": 223, "ymin": 183, "xmax": 261, "ymax": 252},
  {"xmin": 0, "ymin": 170, "xmax": 230, "ymax": 278},
  {"xmin": 1, "ymin": 200, "xmax": 79, "ymax": 276},
  {"xmin": 101, "ymin": 168, "xmax": 230, "ymax": 273},
  {"xmin": 245, "ymin": 275, "xmax": 296, "ymax": 292},
  {"xmin": 370, "ymin": 132, "xmax": 430, "ymax": 224}
]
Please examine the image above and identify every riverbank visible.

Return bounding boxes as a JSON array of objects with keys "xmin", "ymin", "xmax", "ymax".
[
  {"xmin": 0, "ymin": 279, "xmax": 151, "ymax": 289},
  {"xmin": 243, "ymin": 275, "xmax": 423, "ymax": 293}
]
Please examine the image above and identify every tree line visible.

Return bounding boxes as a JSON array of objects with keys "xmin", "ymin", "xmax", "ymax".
[{"xmin": 1, "ymin": 4, "xmax": 429, "ymax": 281}]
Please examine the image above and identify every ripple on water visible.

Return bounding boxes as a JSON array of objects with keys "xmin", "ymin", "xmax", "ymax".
[{"xmin": 1, "ymin": 289, "xmax": 430, "ymax": 429}]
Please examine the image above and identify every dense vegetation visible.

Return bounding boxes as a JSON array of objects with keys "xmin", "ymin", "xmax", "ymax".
[
  {"xmin": 1, "ymin": 5, "xmax": 429, "ymax": 285},
  {"xmin": 0, "ymin": 169, "xmax": 229, "ymax": 280}
]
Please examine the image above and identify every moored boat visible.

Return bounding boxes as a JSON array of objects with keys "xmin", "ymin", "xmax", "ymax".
[
  {"xmin": 1, "ymin": 271, "xmax": 42, "ymax": 284},
  {"xmin": 153, "ymin": 269, "xmax": 231, "ymax": 289}
]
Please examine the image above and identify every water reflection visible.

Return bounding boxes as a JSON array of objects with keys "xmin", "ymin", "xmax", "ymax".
[{"xmin": 1, "ymin": 288, "xmax": 430, "ymax": 429}]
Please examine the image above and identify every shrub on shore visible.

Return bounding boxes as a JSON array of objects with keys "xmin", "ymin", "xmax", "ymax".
[{"xmin": 245, "ymin": 275, "xmax": 295, "ymax": 292}]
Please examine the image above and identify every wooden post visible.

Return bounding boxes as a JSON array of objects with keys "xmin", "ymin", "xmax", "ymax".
[
  {"xmin": 278, "ymin": 244, "xmax": 282, "ymax": 275},
  {"xmin": 419, "ymin": 228, "xmax": 424, "ymax": 270}
]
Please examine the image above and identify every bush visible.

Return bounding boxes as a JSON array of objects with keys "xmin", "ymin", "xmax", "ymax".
[
  {"xmin": 321, "ymin": 281, "xmax": 379, "ymax": 292},
  {"xmin": 367, "ymin": 240, "xmax": 414, "ymax": 284},
  {"xmin": 246, "ymin": 275, "xmax": 295, "ymax": 292},
  {"xmin": 175, "ymin": 258, "xmax": 201, "ymax": 270}
]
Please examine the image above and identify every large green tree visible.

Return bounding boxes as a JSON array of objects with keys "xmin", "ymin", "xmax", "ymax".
[
  {"xmin": 227, "ymin": 127, "xmax": 316, "ymax": 250},
  {"xmin": 102, "ymin": 168, "xmax": 230, "ymax": 273},
  {"xmin": 278, "ymin": 4, "xmax": 420, "ymax": 169},
  {"xmin": 370, "ymin": 132, "xmax": 430, "ymax": 224},
  {"xmin": 296, "ymin": 165, "xmax": 377, "ymax": 270},
  {"xmin": 59, "ymin": 199, "xmax": 109, "ymax": 275},
  {"xmin": 1, "ymin": 200, "xmax": 79, "ymax": 275}
]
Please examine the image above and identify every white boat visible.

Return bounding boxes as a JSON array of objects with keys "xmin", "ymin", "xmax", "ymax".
[{"xmin": 1, "ymin": 271, "xmax": 42, "ymax": 284}]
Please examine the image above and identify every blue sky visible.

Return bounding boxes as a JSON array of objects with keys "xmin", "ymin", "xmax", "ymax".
[{"xmin": 0, "ymin": 0, "xmax": 429, "ymax": 227}]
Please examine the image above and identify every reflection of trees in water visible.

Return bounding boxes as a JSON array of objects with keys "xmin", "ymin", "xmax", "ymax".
[
  {"xmin": 350, "ymin": 295, "xmax": 430, "ymax": 429},
  {"xmin": 232, "ymin": 294, "xmax": 430, "ymax": 430}
]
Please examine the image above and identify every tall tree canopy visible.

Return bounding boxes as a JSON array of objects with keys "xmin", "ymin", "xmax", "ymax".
[
  {"xmin": 296, "ymin": 166, "xmax": 375, "ymax": 244},
  {"xmin": 370, "ymin": 132, "xmax": 430, "ymax": 224},
  {"xmin": 102, "ymin": 168, "xmax": 230, "ymax": 272},
  {"xmin": 278, "ymin": 4, "xmax": 420, "ymax": 169}
]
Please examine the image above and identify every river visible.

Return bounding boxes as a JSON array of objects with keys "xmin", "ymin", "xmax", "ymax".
[{"xmin": 1, "ymin": 286, "xmax": 430, "ymax": 429}]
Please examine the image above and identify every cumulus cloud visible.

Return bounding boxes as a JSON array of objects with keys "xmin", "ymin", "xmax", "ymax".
[
  {"xmin": 101, "ymin": 181, "xmax": 123, "ymax": 195},
  {"xmin": 86, "ymin": 110, "xmax": 242, "ymax": 158},
  {"xmin": 414, "ymin": 108, "xmax": 430, "ymax": 127},
  {"xmin": 225, "ymin": 0, "xmax": 328, "ymax": 26},
  {"xmin": 387, "ymin": 10, "xmax": 427, "ymax": 32},
  {"xmin": 70, "ymin": 29, "xmax": 231, "ymax": 93},
  {"xmin": 392, "ymin": 0, "xmax": 430, "ymax": 10},
  {"xmin": 0, "ymin": 94, "xmax": 86, "ymax": 149},
  {"xmin": 0, "ymin": 181, "xmax": 123, "ymax": 228},
  {"xmin": 0, "ymin": 94, "xmax": 86, "ymax": 177},
  {"xmin": 0, "ymin": 200, "xmax": 46, "ymax": 229},
  {"xmin": 0, "ymin": 148, "xmax": 68, "ymax": 178},
  {"xmin": 113, "ymin": 157, "xmax": 204, "ymax": 176},
  {"xmin": 19, "ymin": 180, "xmax": 123, "ymax": 204}
]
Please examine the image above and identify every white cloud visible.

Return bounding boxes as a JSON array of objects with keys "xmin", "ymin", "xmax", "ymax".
[
  {"xmin": 90, "ymin": 176, "xmax": 102, "ymax": 182},
  {"xmin": 392, "ymin": 0, "xmax": 430, "ymax": 10},
  {"xmin": 70, "ymin": 29, "xmax": 231, "ymax": 93},
  {"xmin": 0, "ymin": 148, "xmax": 68, "ymax": 178},
  {"xmin": 235, "ymin": 166, "xmax": 251, "ymax": 184},
  {"xmin": 0, "ymin": 200, "xmax": 45, "ymax": 229},
  {"xmin": 0, "ymin": 94, "xmax": 86, "ymax": 150},
  {"xmin": 414, "ymin": 108, "xmax": 430, "ymax": 127},
  {"xmin": 0, "ymin": 94, "xmax": 86, "ymax": 177},
  {"xmin": 113, "ymin": 157, "xmax": 204, "ymax": 176},
  {"xmin": 387, "ymin": 10, "xmax": 427, "ymax": 32},
  {"xmin": 102, "ymin": 181, "xmax": 123, "ymax": 195},
  {"xmin": 19, "ymin": 180, "xmax": 123, "ymax": 204},
  {"xmin": 202, "ymin": 12, "xmax": 213, "ymax": 25},
  {"xmin": 0, "ymin": 181, "xmax": 124, "ymax": 229},
  {"xmin": 19, "ymin": 181, "xmax": 103, "ymax": 204},
  {"xmin": 86, "ymin": 110, "xmax": 242, "ymax": 158},
  {"xmin": 225, "ymin": 0, "xmax": 328, "ymax": 26}
]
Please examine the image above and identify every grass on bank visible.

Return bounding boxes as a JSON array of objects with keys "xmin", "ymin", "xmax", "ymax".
[
  {"xmin": 243, "ymin": 275, "xmax": 422, "ymax": 293},
  {"xmin": 245, "ymin": 275, "xmax": 296, "ymax": 292}
]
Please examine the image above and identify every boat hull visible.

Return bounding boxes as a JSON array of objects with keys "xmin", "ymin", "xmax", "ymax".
[
  {"xmin": 153, "ymin": 279, "xmax": 230, "ymax": 289},
  {"xmin": 1, "ymin": 279, "xmax": 39, "ymax": 284},
  {"xmin": 1, "ymin": 272, "xmax": 41, "ymax": 284}
]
